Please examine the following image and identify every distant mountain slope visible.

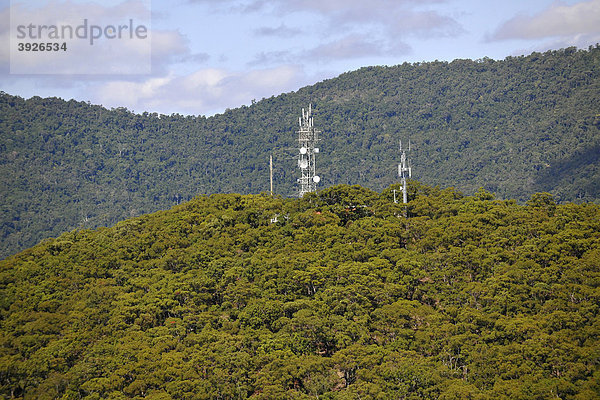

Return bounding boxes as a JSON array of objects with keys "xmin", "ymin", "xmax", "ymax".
[
  {"xmin": 1, "ymin": 46, "xmax": 600, "ymax": 259},
  {"xmin": 1, "ymin": 183, "xmax": 599, "ymax": 398}
]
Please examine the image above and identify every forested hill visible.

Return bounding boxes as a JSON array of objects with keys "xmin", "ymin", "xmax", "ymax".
[
  {"xmin": 1, "ymin": 46, "xmax": 600, "ymax": 259},
  {"xmin": 1, "ymin": 183, "xmax": 599, "ymax": 399}
]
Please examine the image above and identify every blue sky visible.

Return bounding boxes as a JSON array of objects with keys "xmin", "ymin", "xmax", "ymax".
[{"xmin": 1, "ymin": 0, "xmax": 599, "ymax": 116}]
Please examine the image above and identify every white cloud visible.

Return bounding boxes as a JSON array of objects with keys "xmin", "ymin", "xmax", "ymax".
[
  {"xmin": 395, "ymin": 9, "xmax": 463, "ymax": 37},
  {"xmin": 151, "ymin": 30, "xmax": 189, "ymax": 58},
  {"xmin": 96, "ymin": 74, "xmax": 173, "ymax": 105},
  {"xmin": 490, "ymin": 0, "xmax": 600, "ymax": 41},
  {"xmin": 7, "ymin": 0, "xmax": 152, "ymax": 74},
  {"xmin": 179, "ymin": 52, "xmax": 211, "ymax": 64},
  {"xmin": 185, "ymin": 0, "xmax": 461, "ymax": 64},
  {"xmin": 92, "ymin": 65, "xmax": 307, "ymax": 115},
  {"xmin": 247, "ymin": 51, "xmax": 292, "ymax": 66},
  {"xmin": 268, "ymin": 0, "xmax": 462, "ymax": 37},
  {"xmin": 150, "ymin": 29, "xmax": 190, "ymax": 73},
  {"xmin": 254, "ymin": 24, "xmax": 301, "ymax": 38},
  {"xmin": 307, "ymin": 34, "xmax": 410, "ymax": 61},
  {"xmin": 3, "ymin": 1, "xmax": 193, "ymax": 76}
]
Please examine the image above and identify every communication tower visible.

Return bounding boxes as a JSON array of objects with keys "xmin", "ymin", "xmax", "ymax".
[
  {"xmin": 397, "ymin": 140, "xmax": 412, "ymax": 204},
  {"xmin": 297, "ymin": 104, "xmax": 321, "ymax": 197}
]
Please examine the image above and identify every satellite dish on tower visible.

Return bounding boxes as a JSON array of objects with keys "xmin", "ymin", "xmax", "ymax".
[
  {"xmin": 299, "ymin": 147, "xmax": 307, "ymax": 154},
  {"xmin": 313, "ymin": 175, "xmax": 321, "ymax": 183},
  {"xmin": 299, "ymin": 160, "xmax": 308, "ymax": 169}
]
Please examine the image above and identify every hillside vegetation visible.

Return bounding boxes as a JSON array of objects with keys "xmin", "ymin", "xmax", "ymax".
[
  {"xmin": 1, "ymin": 183, "xmax": 599, "ymax": 399},
  {"xmin": 1, "ymin": 46, "xmax": 600, "ymax": 259}
]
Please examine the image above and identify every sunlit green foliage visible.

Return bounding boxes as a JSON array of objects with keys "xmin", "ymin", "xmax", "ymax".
[{"xmin": 1, "ymin": 182, "xmax": 599, "ymax": 399}]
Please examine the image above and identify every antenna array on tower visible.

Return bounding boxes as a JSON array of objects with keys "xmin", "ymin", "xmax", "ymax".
[
  {"xmin": 397, "ymin": 140, "xmax": 412, "ymax": 204},
  {"xmin": 297, "ymin": 104, "xmax": 321, "ymax": 197}
]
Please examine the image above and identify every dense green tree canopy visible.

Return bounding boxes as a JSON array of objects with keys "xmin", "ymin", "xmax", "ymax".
[
  {"xmin": 1, "ymin": 46, "xmax": 599, "ymax": 259},
  {"xmin": 1, "ymin": 182, "xmax": 599, "ymax": 399}
]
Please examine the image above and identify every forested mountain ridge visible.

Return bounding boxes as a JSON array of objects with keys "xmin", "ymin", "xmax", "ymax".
[
  {"xmin": 1, "ymin": 183, "xmax": 599, "ymax": 399},
  {"xmin": 1, "ymin": 45, "xmax": 600, "ymax": 259}
]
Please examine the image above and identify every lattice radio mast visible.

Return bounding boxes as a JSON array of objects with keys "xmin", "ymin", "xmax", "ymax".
[
  {"xmin": 297, "ymin": 104, "xmax": 321, "ymax": 197},
  {"xmin": 397, "ymin": 140, "xmax": 412, "ymax": 204}
]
